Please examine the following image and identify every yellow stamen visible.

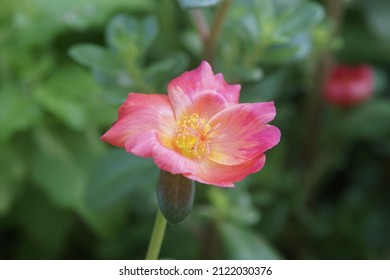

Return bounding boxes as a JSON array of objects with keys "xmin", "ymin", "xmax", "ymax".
[{"xmin": 175, "ymin": 113, "xmax": 216, "ymax": 159}]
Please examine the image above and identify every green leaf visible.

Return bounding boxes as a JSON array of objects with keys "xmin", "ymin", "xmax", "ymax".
[
  {"xmin": 7, "ymin": 0, "xmax": 155, "ymax": 35},
  {"xmin": 0, "ymin": 148, "xmax": 25, "ymax": 216},
  {"xmin": 243, "ymin": 68, "xmax": 290, "ymax": 102},
  {"xmin": 92, "ymin": 68, "xmax": 134, "ymax": 89},
  {"xmin": 68, "ymin": 44, "xmax": 123, "ymax": 72},
  {"xmin": 13, "ymin": 189, "xmax": 72, "ymax": 259},
  {"xmin": 360, "ymin": 0, "xmax": 390, "ymax": 42},
  {"xmin": 86, "ymin": 149, "xmax": 158, "ymax": 211},
  {"xmin": 157, "ymin": 170, "xmax": 195, "ymax": 225},
  {"xmin": 218, "ymin": 222, "xmax": 282, "ymax": 260},
  {"xmin": 35, "ymin": 66, "xmax": 98, "ymax": 130},
  {"xmin": 275, "ymin": 1, "xmax": 324, "ymax": 37},
  {"xmin": 181, "ymin": 31, "xmax": 203, "ymax": 57},
  {"xmin": 342, "ymin": 101, "xmax": 390, "ymax": 141},
  {"xmin": 145, "ymin": 53, "xmax": 189, "ymax": 86},
  {"xmin": 263, "ymin": 33, "xmax": 311, "ymax": 63},
  {"xmin": 178, "ymin": 0, "xmax": 222, "ymax": 9},
  {"xmin": 206, "ymin": 186, "xmax": 260, "ymax": 226},
  {"xmin": 254, "ymin": 0, "xmax": 275, "ymax": 27},
  {"xmin": 31, "ymin": 126, "xmax": 85, "ymax": 208},
  {"xmin": 106, "ymin": 14, "xmax": 158, "ymax": 58},
  {"xmin": 235, "ymin": 66, "xmax": 263, "ymax": 82},
  {"xmin": 0, "ymin": 88, "xmax": 40, "ymax": 143}
]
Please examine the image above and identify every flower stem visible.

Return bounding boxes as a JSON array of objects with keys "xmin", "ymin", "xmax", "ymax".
[
  {"xmin": 145, "ymin": 208, "xmax": 167, "ymax": 260},
  {"xmin": 298, "ymin": 0, "xmax": 347, "ymax": 209},
  {"xmin": 191, "ymin": 0, "xmax": 232, "ymax": 66},
  {"xmin": 191, "ymin": 9, "xmax": 209, "ymax": 46},
  {"xmin": 205, "ymin": 0, "xmax": 232, "ymax": 65}
]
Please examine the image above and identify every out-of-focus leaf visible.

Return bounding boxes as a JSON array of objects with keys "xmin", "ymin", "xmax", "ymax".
[
  {"xmin": 239, "ymin": 15, "xmax": 261, "ymax": 42},
  {"xmin": 340, "ymin": 23, "xmax": 390, "ymax": 63},
  {"xmin": 254, "ymin": 0, "xmax": 275, "ymax": 29},
  {"xmin": 181, "ymin": 31, "xmax": 203, "ymax": 57},
  {"xmin": 36, "ymin": 66, "xmax": 99, "ymax": 130},
  {"xmin": 0, "ymin": 183, "xmax": 13, "ymax": 216},
  {"xmin": 342, "ymin": 101, "xmax": 390, "ymax": 140},
  {"xmin": 145, "ymin": 53, "xmax": 189, "ymax": 86},
  {"xmin": 106, "ymin": 14, "xmax": 158, "ymax": 58},
  {"xmin": 0, "ymin": 148, "xmax": 25, "ymax": 216},
  {"xmin": 235, "ymin": 66, "xmax": 263, "ymax": 82},
  {"xmin": 31, "ymin": 126, "xmax": 85, "ymax": 208},
  {"xmin": 28, "ymin": 126, "xmax": 122, "ymax": 237},
  {"xmin": 264, "ymin": 33, "xmax": 311, "ymax": 63},
  {"xmin": 218, "ymin": 222, "xmax": 282, "ymax": 259},
  {"xmin": 68, "ymin": 44, "xmax": 122, "ymax": 72},
  {"xmin": 5, "ymin": 0, "xmax": 155, "ymax": 35},
  {"xmin": 0, "ymin": 87, "xmax": 40, "ymax": 143},
  {"xmin": 360, "ymin": 0, "xmax": 390, "ymax": 42},
  {"xmin": 373, "ymin": 67, "xmax": 388, "ymax": 96},
  {"xmin": 243, "ymin": 68, "xmax": 290, "ymax": 102},
  {"xmin": 275, "ymin": 1, "xmax": 324, "ymax": 37},
  {"xmin": 227, "ymin": 188, "xmax": 261, "ymax": 226},
  {"xmin": 86, "ymin": 149, "xmax": 158, "ymax": 211},
  {"xmin": 92, "ymin": 68, "xmax": 133, "ymax": 89},
  {"xmin": 207, "ymin": 187, "xmax": 260, "ymax": 226},
  {"xmin": 13, "ymin": 189, "xmax": 72, "ymax": 259},
  {"xmin": 178, "ymin": 0, "xmax": 222, "ymax": 9}
]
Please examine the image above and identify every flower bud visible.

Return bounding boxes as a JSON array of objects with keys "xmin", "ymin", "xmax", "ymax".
[
  {"xmin": 324, "ymin": 64, "xmax": 374, "ymax": 107},
  {"xmin": 156, "ymin": 170, "xmax": 195, "ymax": 225}
]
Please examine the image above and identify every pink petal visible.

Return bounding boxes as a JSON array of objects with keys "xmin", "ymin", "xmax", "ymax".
[
  {"xmin": 152, "ymin": 143, "xmax": 197, "ymax": 176},
  {"xmin": 168, "ymin": 61, "xmax": 240, "ymax": 118},
  {"xmin": 124, "ymin": 130, "xmax": 158, "ymax": 157},
  {"xmin": 151, "ymin": 143, "xmax": 266, "ymax": 187},
  {"xmin": 101, "ymin": 94, "xmax": 175, "ymax": 154},
  {"xmin": 192, "ymin": 92, "xmax": 228, "ymax": 120},
  {"xmin": 188, "ymin": 154, "xmax": 267, "ymax": 187},
  {"xmin": 208, "ymin": 102, "xmax": 280, "ymax": 165}
]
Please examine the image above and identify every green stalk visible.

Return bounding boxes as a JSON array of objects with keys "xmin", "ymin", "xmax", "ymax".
[
  {"xmin": 145, "ymin": 208, "xmax": 167, "ymax": 260},
  {"xmin": 204, "ymin": 0, "xmax": 232, "ymax": 65},
  {"xmin": 191, "ymin": 0, "xmax": 232, "ymax": 66}
]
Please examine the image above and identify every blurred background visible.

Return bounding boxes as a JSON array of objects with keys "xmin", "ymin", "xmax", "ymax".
[{"xmin": 0, "ymin": 0, "xmax": 389, "ymax": 259}]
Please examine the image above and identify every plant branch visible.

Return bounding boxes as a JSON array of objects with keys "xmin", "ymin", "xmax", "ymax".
[
  {"xmin": 191, "ymin": 0, "xmax": 232, "ymax": 66},
  {"xmin": 299, "ymin": 0, "xmax": 347, "ymax": 209},
  {"xmin": 145, "ymin": 208, "xmax": 167, "ymax": 260},
  {"xmin": 191, "ymin": 9, "xmax": 210, "ymax": 46}
]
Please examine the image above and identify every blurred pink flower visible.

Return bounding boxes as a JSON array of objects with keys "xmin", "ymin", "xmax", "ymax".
[
  {"xmin": 324, "ymin": 64, "xmax": 374, "ymax": 107},
  {"xmin": 101, "ymin": 61, "xmax": 280, "ymax": 187}
]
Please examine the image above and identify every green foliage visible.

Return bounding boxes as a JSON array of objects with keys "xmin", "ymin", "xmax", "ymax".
[
  {"xmin": 178, "ymin": 0, "xmax": 222, "ymax": 9},
  {"xmin": 86, "ymin": 150, "xmax": 157, "ymax": 211},
  {"xmin": 342, "ymin": 101, "xmax": 390, "ymax": 141},
  {"xmin": 68, "ymin": 13, "xmax": 189, "ymax": 93},
  {"xmin": 219, "ymin": 222, "xmax": 281, "ymax": 259},
  {"xmin": 1, "ymin": 0, "xmax": 390, "ymax": 260}
]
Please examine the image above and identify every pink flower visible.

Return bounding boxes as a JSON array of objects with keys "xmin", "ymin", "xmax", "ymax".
[
  {"xmin": 324, "ymin": 64, "xmax": 374, "ymax": 107},
  {"xmin": 101, "ymin": 61, "xmax": 280, "ymax": 187}
]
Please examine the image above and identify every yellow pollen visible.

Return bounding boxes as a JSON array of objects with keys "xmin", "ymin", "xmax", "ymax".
[{"xmin": 175, "ymin": 113, "xmax": 215, "ymax": 159}]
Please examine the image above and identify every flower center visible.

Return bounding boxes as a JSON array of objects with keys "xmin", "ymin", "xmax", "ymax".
[{"xmin": 175, "ymin": 113, "xmax": 216, "ymax": 159}]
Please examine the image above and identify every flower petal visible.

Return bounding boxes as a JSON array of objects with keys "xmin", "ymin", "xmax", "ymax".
[
  {"xmin": 168, "ymin": 61, "xmax": 240, "ymax": 118},
  {"xmin": 192, "ymin": 92, "xmax": 228, "ymax": 120},
  {"xmin": 188, "ymin": 154, "xmax": 266, "ymax": 187},
  {"xmin": 152, "ymin": 143, "xmax": 197, "ymax": 176},
  {"xmin": 151, "ymin": 143, "xmax": 266, "ymax": 187},
  {"xmin": 101, "ymin": 93, "xmax": 175, "ymax": 152},
  {"xmin": 208, "ymin": 102, "xmax": 280, "ymax": 165}
]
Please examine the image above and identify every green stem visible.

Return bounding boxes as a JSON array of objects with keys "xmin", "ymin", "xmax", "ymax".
[
  {"xmin": 145, "ymin": 208, "xmax": 167, "ymax": 260},
  {"xmin": 204, "ymin": 0, "xmax": 232, "ymax": 66},
  {"xmin": 191, "ymin": 9, "xmax": 209, "ymax": 47},
  {"xmin": 298, "ymin": 0, "xmax": 346, "ymax": 209}
]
